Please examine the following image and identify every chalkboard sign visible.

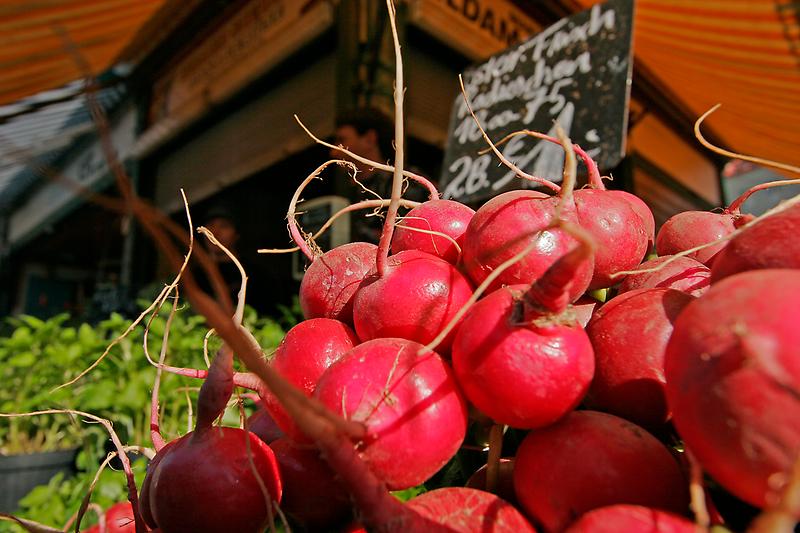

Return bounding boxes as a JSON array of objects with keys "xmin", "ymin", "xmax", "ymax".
[{"xmin": 440, "ymin": 0, "xmax": 634, "ymax": 204}]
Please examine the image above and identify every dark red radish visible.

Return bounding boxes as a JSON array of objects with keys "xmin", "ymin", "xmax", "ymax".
[
  {"xmin": 142, "ymin": 347, "xmax": 282, "ymax": 533},
  {"xmin": 664, "ymin": 269, "xmax": 800, "ymax": 508},
  {"xmin": 572, "ymin": 295, "xmax": 599, "ymax": 328},
  {"xmin": 710, "ymin": 200, "xmax": 800, "ymax": 282},
  {"xmin": 392, "ymin": 199, "xmax": 475, "ymax": 264},
  {"xmin": 453, "ymin": 228, "xmax": 595, "ymax": 429},
  {"xmin": 585, "ymin": 288, "xmax": 694, "ymax": 429},
  {"xmin": 461, "ymin": 190, "xmax": 594, "ymax": 300},
  {"xmin": 270, "ymin": 438, "xmax": 352, "ymax": 529},
  {"xmin": 246, "ymin": 406, "xmax": 284, "ymax": 444},
  {"xmin": 466, "ymin": 458, "xmax": 517, "ymax": 505},
  {"xmin": 563, "ymin": 504, "xmax": 696, "ymax": 533},
  {"xmin": 573, "ymin": 188, "xmax": 649, "ymax": 290},
  {"xmin": 298, "ymin": 242, "xmax": 377, "ymax": 324},
  {"xmin": 352, "ymin": 249, "xmax": 474, "ymax": 352},
  {"xmin": 344, "ymin": 487, "xmax": 537, "ymax": 533},
  {"xmin": 607, "ymin": 190, "xmax": 656, "ymax": 249},
  {"xmin": 313, "ymin": 338, "xmax": 467, "ymax": 490},
  {"xmin": 513, "ymin": 411, "xmax": 689, "ymax": 532},
  {"xmin": 261, "ymin": 318, "xmax": 358, "ymax": 441},
  {"xmin": 618, "ymin": 255, "xmax": 710, "ymax": 297}
]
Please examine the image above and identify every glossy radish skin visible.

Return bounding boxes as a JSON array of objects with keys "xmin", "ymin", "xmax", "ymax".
[
  {"xmin": 618, "ymin": 255, "xmax": 710, "ymax": 297},
  {"xmin": 392, "ymin": 199, "xmax": 476, "ymax": 264},
  {"xmin": 148, "ymin": 427, "xmax": 282, "ymax": 533},
  {"xmin": 405, "ymin": 488, "xmax": 536, "ymax": 532},
  {"xmin": 710, "ymin": 202, "xmax": 800, "ymax": 283},
  {"xmin": 104, "ymin": 502, "xmax": 136, "ymax": 532},
  {"xmin": 314, "ymin": 338, "xmax": 468, "ymax": 490},
  {"xmin": 563, "ymin": 504, "xmax": 696, "ymax": 533},
  {"xmin": 299, "ymin": 242, "xmax": 377, "ymax": 324},
  {"xmin": 461, "ymin": 190, "xmax": 593, "ymax": 300},
  {"xmin": 452, "ymin": 285, "xmax": 594, "ymax": 429},
  {"xmin": 585, "ymin": 288, "xmax": 694, "ymax": 429},
  {"xmin": 573, "ymin": 189, "xmax": 648, "ymax": 290},
  {"xmin": 607, "ymin": 190, "xmax": 656, "ymax": 249},
  {"xmin": 261, "ymin": 318, "xmax": 358, "ymax": 441},
  {"xmin": 655, "ymin": 211, "xmax": 751, "ymax": 266},
  {"xmin": 665, "ymin": 269, "xmax": 800, "ymax": 508},
  {"xmin": 270, "ymin": 438, "xmax": 352, "ymax": 529},
  {"xmin": 353, "ymin": 250, "xmax": 473, "ymax": 352},
  {"xmin": 513, "ymin": 411, "xmax": 688, "ymax": 533}
]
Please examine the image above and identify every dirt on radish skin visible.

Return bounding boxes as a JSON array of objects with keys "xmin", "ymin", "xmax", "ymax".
[
  {"xmin": 617, "ymin": 255, "xmax": 711, "ymax": 297},
  {"xmin": 461, "ymin": 190, "xmax": 594, "ymax": 300},
  {"xmin": 585, "ymin": 288, "xmax": 695, "ymax": 429},
  {"xmin": 299, "ymin": 242, "xmax": 377, "ymax": 324},
  {"xmin": 664, "ymin": 269, "xmax": 800, "ymax": 508},
  {"xmin": 391, "ymin": 199, "xmax": 475, "ymax": 264},
  {"xmin": 352, "ymin": 249, "xmax": 474, "ymax": 352},
  {"xmin": 562, "ymin": 504, "xmax": 697, "ymax": 532},
  {"xmin": 513, "ymin": 411, "xmax": 689, "ymax": 532},
  {"xmin": 313, "ymin": 338, "xmax": 468, "ymax": 490},
  {"xmin": 260, "ymin": 318, "xmax": 358, "ymax": 441}
]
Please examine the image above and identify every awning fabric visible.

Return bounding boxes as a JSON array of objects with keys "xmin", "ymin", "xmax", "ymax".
[
  {"xmin": 0, "ymin": 0, "xmax": 166, "ymax": 106},
  {"xmin": 576, "ymin": 0, "xmax": 800, "ymax": 169}
]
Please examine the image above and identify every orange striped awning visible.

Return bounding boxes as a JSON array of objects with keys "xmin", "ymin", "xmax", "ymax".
[
  {"xmin": 575, "ymin": 0, "xmax": 800, "ymax": 169},
  {"xmin": 0, "ymin": 0, "xmax": 168, "ymax": 106}
]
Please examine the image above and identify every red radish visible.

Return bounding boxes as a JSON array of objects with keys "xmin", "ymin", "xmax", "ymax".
[
  {"xmin": 105, "ymin": 502, "xmax": 136, "ymax": 533},
  {"xmin": 352, "ymin": 249, "xmax": 474, "ymax": 352},
  {"xmin": 452, "ymin": 224, "xmax": 595, "ymax": 429},
  {"xmin": 664, "ymin": 269, "xmax": 800, "ymax": 508},
  {"xmin": 513, "ymin": 411, "xmax": 689, "ymax": 532},
  {"xmin": 461, "ymin": 190, "xmax": 594, "ymax": 299},
  {"xmin": 344, "ymin": 488, "xmax": 537, "ymax": 533},
  {"xmin": 655, "ymin": 210, "xmax": 752, "ymax": 265},
  {"xmin": 260, "ymin": 318, "xmax": 358, "ymax": 441},
  {"xmin": 313, "ymin": 337, "xmax": 467, "ymax": 490},
  {"xmin": 573, "ymin": 188, "xmax": 649, "ymax": 289},
  {"xmin": 299, "ymin": 242, "xmax": 377, "ymax": 324},
  {"xmin": 391, "ymin": 199, "xmax": 475, "ymax": 264},
  {"xmin": 618, "ymin": 255, "xmax": 710, "ymax": 297},
  {"xmin": 572, "ymin": 295, "xmax": 598, "ymax": 327},
  {"xmin": 585, "ymin": 288, "xmax": 694, "ymax": 429},
  {"xmin": 270, "ymin": 438, "xmax": 352, "ymax": 529},
  {"xmin": 563, "ymin": 504, "xmax": 696, "ymax": 532},
  {"xmin": 607, "ymin": 190, "xmax": 656, "ymax": 248},
  {"xmin": 141, "ymin": 347, "xmax": 282, "ymax": 533},
  {"xmin": 710, "ymin": 200, "xmax": 800, "ymax": 282}
]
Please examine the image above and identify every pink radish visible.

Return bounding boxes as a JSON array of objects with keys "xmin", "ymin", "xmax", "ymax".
[
  {"xmin": 607, "ymin": 190, "xmax": 656, "ymax": 248},
  {"xmin": 313, "ymin": 337, "xmax": 467, "ymax": 490},
  {"xmin": 452, "ymin": 223, "xmax": 595, "ymax": 429},
  {"xmin": 461, "ymin": 189, "xmax": 594, "ymax": 299},
  {"xmin": 573, "ymin": 188, "xmax": 649, "ymax": 289},
  {"xmin": 655, "ymin": 210, "xmax": 751, "ymax": 265},
  {"xmin": 141, "ymin": 347, "xmax": 282, "ymax": 533},
  {"xmin": 585, "ymin": 287, "xmax": 694, "ymax": 429},
  {"xmin": 513, "ymin": 410, "xmax": 689, "ymax": 532},
  {"xmin": 617, "ymin": 255, "xmax": 710, "ymax": 297},
  {"xmin": 563, "ymin": 504, "xmax": 696, "ymax": 532},
  {"xmin": 710, "ymin": 200, "xmax": 800, "ymax": 282},
  {"xmin": 391, "ymin": 199, "xmax": 475, "ymax": 264},
  {"xmin": 352, "ymin": 249, "xmax": 474, "ymax": 352},
  {"xmin": 260, "ymin": 318, "xmax": 358, "ymax": 441},
  {"xmin": 664, "ymin": 269, "xmax": 800, "ymax": 508},
  {"xmin": 298, "ymin": 242, "xmax": 378, "ymax": 324},
  {"xmin": 345, "ymin": 487, "xmax": 537, "ymax": 532},
  {"xmin": 270, "ymin": 438, "xmax": 352, "ymax": 529}
]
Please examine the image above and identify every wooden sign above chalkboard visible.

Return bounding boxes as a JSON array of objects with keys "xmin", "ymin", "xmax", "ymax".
[{"xmin": 440, "ymin": 0, "xmax": 634, "ymax": 205}]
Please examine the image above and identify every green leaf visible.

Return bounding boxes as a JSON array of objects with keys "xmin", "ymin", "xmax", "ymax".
[{"xmin": 8, "ymin": 351, "xmax": 35, "ymax": 367}]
